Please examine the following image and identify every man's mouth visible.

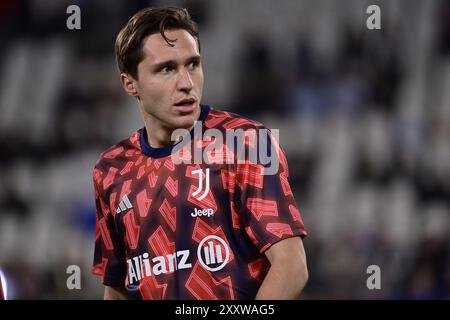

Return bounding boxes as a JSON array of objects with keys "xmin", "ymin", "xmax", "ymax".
[
  {"xmin": 174, "ymin": 98, "xmax": 196, "ymax": 107},
  {"xmin": 174, "ymin": 98, "xmax": 197, "ymax": 112}
]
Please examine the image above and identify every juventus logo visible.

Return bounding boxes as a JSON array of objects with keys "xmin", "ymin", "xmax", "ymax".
[{"xmin": 191, "ymin": 168, "xmax": 210, "ymax": 201}]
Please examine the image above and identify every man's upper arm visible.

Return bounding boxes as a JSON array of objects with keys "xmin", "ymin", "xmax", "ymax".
[{"xmin": 264, "ymin": 236, "xmax": 308, "ymax": 273}]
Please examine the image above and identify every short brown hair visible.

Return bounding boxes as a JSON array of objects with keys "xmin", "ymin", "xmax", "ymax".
[{"xmin": 115, "ymin": 6, "xmax": 200, "ymax": 79}]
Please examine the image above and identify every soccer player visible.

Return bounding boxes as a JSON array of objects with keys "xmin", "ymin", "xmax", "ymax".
[{"xmin": 92, "ymin": 6, "xmax": 308, "ymax": 300}]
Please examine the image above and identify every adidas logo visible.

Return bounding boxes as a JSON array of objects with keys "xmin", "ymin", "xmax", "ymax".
[{"xmin": 116, "ymin": 194, "xmax": 133, "ymax": 214}]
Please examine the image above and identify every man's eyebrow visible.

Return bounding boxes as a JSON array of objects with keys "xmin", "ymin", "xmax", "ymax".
[{"xmin": 186, "ymin": 55, "xmax": 201, "ymax": 62}]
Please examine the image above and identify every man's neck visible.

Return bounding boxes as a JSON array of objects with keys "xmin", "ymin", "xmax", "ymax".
[
  {"xmin": 146, "ymin": 124, "xmax": 176, "ymax": 148},
  {"xmin": 141, "ymin": 108, "xmax": 201, "ymax": 149}
]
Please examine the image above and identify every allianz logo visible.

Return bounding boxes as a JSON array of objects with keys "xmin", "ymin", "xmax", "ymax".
[
  {"xmin": 191, "ymin": 207, "xmax": 214, "ymax": 218},
  {"xmin": 127, "ymin": 235, "xmax": 230, "ymax": 285}
]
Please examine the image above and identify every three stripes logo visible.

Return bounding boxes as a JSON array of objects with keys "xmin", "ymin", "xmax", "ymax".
[
  {"xmin": 116, "ymin": 194, "xmax": 133, "ymax": 214},
  {"xmin": 197, "ymin": 235, "xmax": 230, "ymax": 272}
]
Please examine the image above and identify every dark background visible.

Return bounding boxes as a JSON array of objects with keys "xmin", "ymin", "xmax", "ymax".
[{"xmin": 0, "ymin": 0, "xmax": 449, "ymax": 299}]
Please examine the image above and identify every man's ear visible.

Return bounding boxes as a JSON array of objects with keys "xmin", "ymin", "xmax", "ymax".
[{"xmin": 120, "ymin": 73, "xmax": 139, "ymax": 97}]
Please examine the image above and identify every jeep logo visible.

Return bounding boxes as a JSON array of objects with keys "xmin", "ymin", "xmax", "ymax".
[{"xmin": 191, "ymin": 208, "xmax": 214, "ymax": 218}]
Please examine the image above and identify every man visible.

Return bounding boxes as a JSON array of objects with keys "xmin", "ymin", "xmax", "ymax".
[{"xmin": 92, "ymin": 6, "xmax": 308, "ymax": 300}]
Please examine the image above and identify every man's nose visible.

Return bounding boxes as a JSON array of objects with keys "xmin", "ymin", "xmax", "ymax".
[{"xmin": 177, "ymin": 69, "xmax": 194, "ymax": 92}]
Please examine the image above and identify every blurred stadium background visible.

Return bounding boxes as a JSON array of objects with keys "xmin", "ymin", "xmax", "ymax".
[{"xmin": 0, "ymin": 0, "xmax": 449, "ymax": 299}]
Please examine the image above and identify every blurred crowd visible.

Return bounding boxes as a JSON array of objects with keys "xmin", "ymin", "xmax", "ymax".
[{"xmin": 0, "ymin": 0, "xmax": 449, "ymax": 299}]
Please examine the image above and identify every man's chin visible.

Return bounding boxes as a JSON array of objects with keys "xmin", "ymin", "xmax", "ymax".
[
  {"xmin": 171, "ymin": 105, "xmax": 200, "ymax": 128},
  {"xmin": 165, "ymin": 115, "xmax": 196, "ymax": 131}
]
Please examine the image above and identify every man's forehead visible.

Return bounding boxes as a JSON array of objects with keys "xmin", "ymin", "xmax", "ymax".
[{"xmin": 141, "ymin": 29, "xmax": 199, "ymax": 63}]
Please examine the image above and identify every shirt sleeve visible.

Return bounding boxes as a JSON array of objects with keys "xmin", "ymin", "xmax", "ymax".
[
  {"xmin": 234, "ymin": 128, "xmax": 307, "ymax": 253},
  {"xmin": 92, "ymin": 168, "xmax": 127, "ymax": 287}
]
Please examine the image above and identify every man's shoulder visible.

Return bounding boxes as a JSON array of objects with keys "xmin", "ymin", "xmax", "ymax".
[
  {"xmin": 94, "ymin": 129, "xmax": 141, "ymax": 172},
  {"xmin": 207, "ymin": 107, "xmax": 266, "ymax": 131}
]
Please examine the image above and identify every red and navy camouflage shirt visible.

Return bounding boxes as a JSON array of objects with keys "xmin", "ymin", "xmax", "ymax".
[{"xmin": 92, "ymin": 104, "xmax": 307, "ymax": 299}]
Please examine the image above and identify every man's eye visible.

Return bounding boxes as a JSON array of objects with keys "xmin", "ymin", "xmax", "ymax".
[
  {"xmin": 188, "ymin": 61, "xmax": 199, "ymax": 70},
  {"xmin": 160, "ymin": 66, "xmax": 173, "ymax": 73}
]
